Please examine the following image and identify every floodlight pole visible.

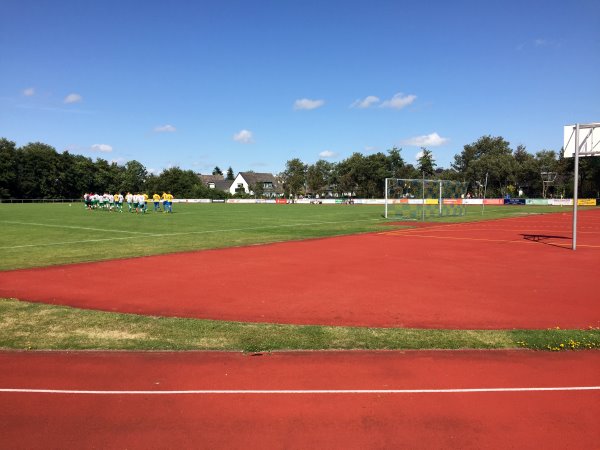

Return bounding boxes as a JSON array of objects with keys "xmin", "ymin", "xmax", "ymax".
[{"xmin": 572, "ymin": 124, "xmax": 580, "ymax": 250}]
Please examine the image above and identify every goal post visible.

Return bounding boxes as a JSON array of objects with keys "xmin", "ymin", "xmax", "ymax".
[
  {"xmin": 384, "ymin": 178, "xmax": 468, "ymax": 220},
  {"xmin": 563, "ymin": 123, "xmax": 600, "ymax": 250}
]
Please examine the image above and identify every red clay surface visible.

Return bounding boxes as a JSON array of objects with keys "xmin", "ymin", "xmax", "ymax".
[
  {"xmin": 1, "ymin": 350, "xmax": 599, "ymax": 449},
  {"xmin": 1, "ymin": 210, "xmax": 599, "ymax": 329}
]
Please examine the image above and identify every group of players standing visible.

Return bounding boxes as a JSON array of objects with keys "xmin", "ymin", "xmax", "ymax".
[{"xmin": 83, "ymin": 192, "xmax": 174, "ymax": 214}]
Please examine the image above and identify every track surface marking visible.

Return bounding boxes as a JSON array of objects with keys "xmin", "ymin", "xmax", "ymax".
[
  {"xmin": 0, "ymin": 210, "xmax": 599, "ymax": 329},
  {"xmin": 1, "ymin": 350, "xmax": 598, "ymax": 449}
]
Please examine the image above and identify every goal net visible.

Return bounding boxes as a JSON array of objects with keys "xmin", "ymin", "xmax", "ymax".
[{"xmin": 384, "ymin": 178, "xmax": 468, "ymax": 220}]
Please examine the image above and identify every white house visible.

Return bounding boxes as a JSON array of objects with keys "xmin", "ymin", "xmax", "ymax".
[{"xmin": 229, "ymin": 172, "xmax": 283, "ymax": 197}]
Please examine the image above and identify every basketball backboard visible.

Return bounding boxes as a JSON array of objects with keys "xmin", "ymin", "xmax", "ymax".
[{"xmin": 563, "ymin": 124, "xmax": 600, "ymax": 158}]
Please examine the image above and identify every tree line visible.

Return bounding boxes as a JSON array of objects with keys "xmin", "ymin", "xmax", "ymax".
[
  {"xmin": 0, "ymin": 138, "xmax": 234, "ymax": 200},
  {"xmin": 1, "ymin": 136, "xmax": 599, "ymax": 200},
  {"xmin": 281, "ymin": 135, "xmax": 600, "ymax": 199}
]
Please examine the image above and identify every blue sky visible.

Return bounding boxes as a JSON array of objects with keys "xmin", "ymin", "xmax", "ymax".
[{"xmin": 1, "ymin": 0, "xmax": 599, "ymax": 175}]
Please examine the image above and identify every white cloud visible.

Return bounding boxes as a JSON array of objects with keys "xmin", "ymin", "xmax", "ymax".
[
  {"xmin": 111, "ymin": 157, "xmax": 126, "ymax": 165},
  {"xmin": 233, "ymin": 129, "xmax": 254, "ymax": 144},
  {"xmin": 364, "ymin": 146, "xmax": 377, "ymax": 152},
  {"xmin": 401, "ymin": 132, "xmax": 449, "ymax": 147},
  {"xmin": 351, "ymin": 96, "xmax": 380, "ymax": 109},
  {"xmin": 319, "ymin": 150, "xmax": 338, "ymax": 159},
  {"xmin": 23, "ymin": 87, "xmax": 35, "ymax": 96},
  {"xmin": 154, "ymin": 124, "xmax": 177, "ymax": 133},
  {"xmin": 517, "ymin": 39, "xmax": 559, "ymax": 51},
  {"xmin": 380, "ymin": 93, "xmax": 416, "ymax": 109},
  {"xmin": 64, "ymin": 93, "xmax": 83, "ymax": 104},
  {"xmin": 293, "ymin": 98, "xmax": 325, "ymax": 110},
  {"xmin": 91, "ymin": 144, "xmax": 113, "ymax": 153}
]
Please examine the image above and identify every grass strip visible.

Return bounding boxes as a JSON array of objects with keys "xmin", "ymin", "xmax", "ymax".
[{"xmin": 1, "ymin": 299, "xmax": 598, "ymax": 352}]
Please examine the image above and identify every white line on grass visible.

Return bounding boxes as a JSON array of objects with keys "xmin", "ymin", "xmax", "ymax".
[
  {"xmin": 0, "ymin": 235, "xmax": 153, "ymax": 250},
  {"xmin": 0, "ymin": 221, "xmax": 155, "ymax": 236},
  {"xmin": 1, "ymin": 386, "xmax": 598, "ymax": 395},
  {"xmin": 0, "ymin": 218, "xmax": 382, "ymax": 250}
]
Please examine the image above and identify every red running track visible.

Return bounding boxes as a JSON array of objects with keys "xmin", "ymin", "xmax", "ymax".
[
  {"xmin": 0, "ymin": 210, "xmax": 599, "ymax": 329},
  {"xmin": 1, "ymin": 350, "xmax": 599, "ymax": 449}
]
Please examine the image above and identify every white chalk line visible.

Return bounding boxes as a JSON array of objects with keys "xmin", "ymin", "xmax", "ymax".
[
  {"xmin": 1, "ymin": 386, "xmax": 598, "ymax": 395},
  {"xmin": 0, "ymin": 221, "xmax": 155, "ymax": 236},
  {"xmin": 0, "ymin": 218, "xmax": 382, "ymax": 250}
]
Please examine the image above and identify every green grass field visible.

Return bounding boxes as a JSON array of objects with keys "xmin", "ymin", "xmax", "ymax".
[
  {"xmin": 0, "ymin": 202, "xmax": 576, "ymax": 270},
  {"xmin": 1, "ymin": 202, "xmax": 598, "ymax": 352},
  {"xmin": 0, "ymin": 202, "xmax": 387, "ymax": 270}
]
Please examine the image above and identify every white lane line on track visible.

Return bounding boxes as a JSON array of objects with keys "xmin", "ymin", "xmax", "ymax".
[
  {"xmin": 0, "ymin": 218, "xmax": 382, "ymax": 250},
  {"xmin": 1, "ymin": 386, "xmax": 598, "ymax": 395}
]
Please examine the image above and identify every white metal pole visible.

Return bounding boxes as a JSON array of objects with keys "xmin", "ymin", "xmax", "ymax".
[
  {"xmin": 572, "ymin": 124, "xmax": 580, "ymax": 251},
  {"xmin": 385, "ymin": 178, "xmax": 388, "ymax": 219},
  {"xmin": 481, "ymin": 173, "xmax": 489, "ymax": 215},
  {"xmin": 422, "ymin": 173, "xmax": 425, "ymax": 221},
  {"xmin": 439, "ymin": 180, "xmax": 442, "ymax": 216}
]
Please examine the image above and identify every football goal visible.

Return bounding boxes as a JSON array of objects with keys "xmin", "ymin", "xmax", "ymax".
[{"xmin": 384, "ymin": 178, "xmax": 468, "ymax": 220}]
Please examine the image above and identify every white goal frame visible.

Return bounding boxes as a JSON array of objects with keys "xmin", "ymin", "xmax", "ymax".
[
  {"xmin": 384, "ymin": 178, "xmax": 467, "ymax": 220},
  {"xmin": 564, "ymin": 123, "xmax": 600, "ymax": 250}
]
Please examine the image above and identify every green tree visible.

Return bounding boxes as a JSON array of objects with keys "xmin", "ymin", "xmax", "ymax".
[
  {"xmin": 386, "ymin": 147, "xmax": 405, "ymax": 178},
  {"xmin": 17, "ymin": 142, "xmax": 62, "ymax": 198},
  {"xmin": 417, "ymin": 148, "xmax": 436, "ymax": 177},
  {"xmin": 212, "ymin": 166, "xmax": 223, "ymax": 176},
  {"xmin": 226, "ymin": 167, "xmax": 235, "ymax": 180},
  {"xmin": 513, "ymin": 145, "xmax": 539, "ymax": 197},
  {"xmin": 190, "ymin": 182, "xmax": 229, "ymax": 200},
  {"xmin": 251, "ymin": 182, "xmax": 265, "ymax": 198},
  {"xmin": 71, "ymin": 155, "xmax": 97, "ymax": 195},
  {"xmin": 55, "ymin": 151, "xmax": 80, "ymax": 198},
  {"xmin": 93, "ymin": 158, "xmax": 122, "ymax": 193},
  {"xmin": 121, "ymin": 160, "xmax": 147, "ymax": 193},
  {"xmin": 282, "ymin": 158, "xmax": 307, "ymax": 197},
  {"xmin": 306, "ymin": 160, "xmax": 333, "ymax": 196},
  {"xmin": 151, "ymin": 167, "xmax": 200, "ymax": 197},
  {"xmin": 332, "ymin": 154, "xmax": 361, "ymax": 197},
  {"xmin": 334, "ymin": 152, "xmax": 398, "ymax": 198},
  {"xmin": 0, "ymin": 139, "xmax": 18, "ymax": 198},
  {"xmin": 453, "ymin": 135, "xmax": 515, "ymax": 196},
  {"xmin": 578, "ymin": 156, "xmax": 600, "ymax": 198},
  {"xmin": 362, "ymin": 152, "xmax": 393, "ymax": 197}
]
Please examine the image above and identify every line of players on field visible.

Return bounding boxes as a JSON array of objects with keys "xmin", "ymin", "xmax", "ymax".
[{"xmin": 83, "ymin": 192, "xmax": 174, "ymax": 213}]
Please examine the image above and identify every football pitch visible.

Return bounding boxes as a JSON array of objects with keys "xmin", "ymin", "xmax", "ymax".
[
  {"xmin": 0, "ymin": 202, "xmax": 573, "ymax": 271},
  {"xmin": 0, "ymin": 202, "xmax": 387, "ymax": 271},
  {"xmin": 1, "ymin": 202, "xmax": 598, "ymax": 353}
]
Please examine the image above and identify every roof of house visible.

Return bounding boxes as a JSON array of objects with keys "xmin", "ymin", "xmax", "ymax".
[
  {"xmin": 199, "ymin": 174, "xmax": 225, "ymax": 184},
  {"xmin": 238, "ymin": 172, "xmax": 283, "ymax": 192},
  {"xmin": 212, "ymin": 179, "xmax": 233, "ymax": 191}
]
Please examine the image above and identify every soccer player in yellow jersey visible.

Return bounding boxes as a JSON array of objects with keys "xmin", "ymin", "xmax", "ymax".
[
  {"xmin": 163, "ymin": 192, "xmax": 173, "ymax": 213},
  {"xmin": 152, "ymin": 193, "xmax": 161, "ymax": 212},
  {"xmin": 162, "ymin": 192, "xmax": 168, "ymax": 213},
  {"xmin": 114, "ymin": 192, "xmax": 122, "ymax": 212},
  {"xmin": 169, "ymin": 192, "xmax": 174, "ymax": 213}
]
